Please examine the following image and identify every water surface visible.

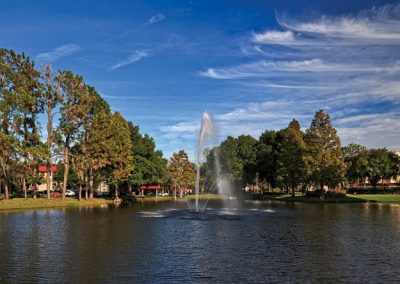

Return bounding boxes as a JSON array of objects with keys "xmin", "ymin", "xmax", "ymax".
[{"xmin": 1, "ymin": 201, "xmax": 400, "ymax": 283}]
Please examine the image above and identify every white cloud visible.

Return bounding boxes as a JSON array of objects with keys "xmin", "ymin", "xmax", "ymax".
[
  {"xmin": 36, "ymin": 44, "xmax": 80, "ymax": 63},
  {"xmin": 252, "ymin": 30, "xmax": 295, "ymax": 44},
  {"xmin": 199, "ymin": 58, "xmax": 391, "ymax": 80},
  {"xmin": 147, "ymin": 13, "xmax": 166, "ymax": 25},
  {"xmin": 160, "ymin": 122, "xmax": 198, "ymax": 133},
  {"xmin": 110, "ymin": 50, "xmax": 149, "ymax": 71},
  {"xmin": 278, "ymin": 6, "xmax": 400, "ymax": 43},
  {"xmin": 337, "ymin": 113, "xmax": 400, "ymax": 150},
  {"xmin": 194, "ymin": 3, "xmax": 400, "ymax": 152}
]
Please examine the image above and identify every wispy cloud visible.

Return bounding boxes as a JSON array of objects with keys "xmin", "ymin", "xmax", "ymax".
[
  {"xmin": 147, "ymin": 13, "xmax": 166, "ymax": 25},
  {"xmin": 199, "ymin": 58, "xmax": 394, "ymax": 79},
  {"xmin": 277, "ymin": 5, "xmax": 400, "ymax": 44},
  {"xmin": 36, "ymin": 44, "xmax": 80, "ymax": 63},
  {"xmin": 197, "ymin": 3, "xmax": 400, "ymax": 151},
  {"xmin": 110, "ymin": 50, "xmax": 149, "ymax": 71},
  {"xmin": 251, "ymin": 30, "xmax": 295, "ymax": 44},
  {"xmin": 160, "ymin": 122, "xmax": 198, "ymax": 133}
]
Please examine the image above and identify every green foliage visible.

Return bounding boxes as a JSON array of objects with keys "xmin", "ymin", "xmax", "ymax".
[
  {"xmin": 107, "ymin": 112, "xmax": 134, "ymax": 188},
  {"xmin": 128, "ymin": 123, "xmax": 168, "ymax": 187},
  {"xmin": 237, "ymin": 135, "xmax": 258, "ymax": 186},
  {"xmin": 305, "ymin": 110, "xmax": 346, "ymax": 189},
  {"xmin": 255, "ymin": 130, "xmax": 284, "ymax": 189},
  {"xmin": 218, "ymin": 136, "xmax": 243, "ymax": 186},
  {"xmin": 0, "ymin": 48, "xmax": 43, "ymax": 198},
  {"xmin": 277, "ymin": 119, "xmax": 307, "ymax": 196},
  {"xmin": 343, "ymin": 143, "xmax": 369, "ymax": 183},
  {"xmin": 168, "ymin": 150, "xmax": 195, "ymax": 189},
  {"xmin": 202, "ymin": 135, "xmax": 257, "ymax": 192},
  {"xmin": 366, "ymin": 148, "xmax": 399, "ymax": 187}
]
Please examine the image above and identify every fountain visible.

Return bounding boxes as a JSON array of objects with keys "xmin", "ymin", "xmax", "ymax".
[
  {"xmin": 194, "ymin": 111, "xmax": 216, "ymax": 212},
  {"xmin": 137, "ymin": 111, "xmax": 273, "ymax": 220}
]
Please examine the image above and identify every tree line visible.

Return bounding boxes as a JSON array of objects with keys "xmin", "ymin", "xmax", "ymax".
[
  {"xmin": 201, "ymin": 110, "xmax": 400, "ymax": 197},
  {"xmin": 0, "ymin": 48, "xmax": 173, "ymax": 201},
  {"xmin": 2, "ymin": 48, "xmax": 399, "ymax": 201}
]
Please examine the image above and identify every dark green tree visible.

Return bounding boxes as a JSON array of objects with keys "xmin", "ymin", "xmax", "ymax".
[
  {"xmin": 128, "ymin": 123, "xmax": 168, "ymax": 189},
  {"xmin": 343, "ymin": 143, "xmax": 369, "ymax": 184},
  {"xmin": 366, "ymin": 148, "xmax": 399, "ymax": 188},
  {"xmin": 219, "ymin": 136, "xmax": 243, "ymax": 187},
  {"xmin": 237, "ymin": 135, "xmax": 258, "ymax": 187},
  {"xmin": 255, "ymin": 130, "xmax": 284, "ymax": 191},
  {"xmin": 277, "ymin": 119, "xmax": 307, "ymax": 197}
]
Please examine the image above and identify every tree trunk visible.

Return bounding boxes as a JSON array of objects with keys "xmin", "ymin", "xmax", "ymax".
[
  {"xmin": 23, "ymin": 177, "xmax": 27, "ymax": 199},
  {"xmin": 84, "ymin": 173, "xmax": 89, "ymax": 200},
  {"xmin": 79, "ymin": 182, "xmax": 82, "ymax": 201},
  {"xmin": 33, "ymin": 183, "xmax": 37, "ymax": 199},
  {"xmin": 0, "ymin": 157, "xmax": 9, "ymax": 200},
  {"xmin": 128, "ymin": 182, "xmax": 132, "ymax": 196},
  {"xmin": 320, "ymin": 180, "xmax": 325, "ymax": 200},
  {"xmin": 291, "ymin": 184, "xmax": 295, "ymax": 197},
  {"xmin": 62, "ymin": 144, "xmax": 69, "ymax": 200},
  {"xmin": 46, "ymin": 105, "xmax": 53, "ymax": 200},
  {"xmin": 4, "ymin": 182, "xmax": 9, "ymax": 200},
  {"xmin": 89, "ymin": 167, "xmax": 94, "ymax": 199},
  {"xmin": 115, "ymin": 185, "xmax": 119, "ymax": 200},
  {"xmin": 46, "ymin": 170, "xmax": 51, "ymax": 200}
]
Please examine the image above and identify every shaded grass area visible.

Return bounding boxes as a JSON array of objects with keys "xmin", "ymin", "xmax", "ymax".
[
  {"xmin": 0, "ymin": 198, "xmax": 113, "ymax": 211},
  {"xmin": 258, "ymin": 193, "xmax": 400, "ymax": 204}
]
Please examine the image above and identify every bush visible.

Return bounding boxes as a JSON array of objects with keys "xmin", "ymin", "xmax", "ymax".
[
  {"xmin": 305, "ymin": 190, "xmax": 322, "ymax": 197},
  {"xmin": 305, "ymin": 190, "xmax": 346, "ymax": 198},
  {"xmin": 325, "ymin": 190, "xmax": 346, "ymax": 198},
  {"xmin": 347, "ymin": 186, "xmax": 400, "ymax": 194}
]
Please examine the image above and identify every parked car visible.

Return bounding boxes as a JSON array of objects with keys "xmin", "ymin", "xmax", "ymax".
[{"xmin": 65, "ymin": 189, "xmax": 75, "ymax": 197}]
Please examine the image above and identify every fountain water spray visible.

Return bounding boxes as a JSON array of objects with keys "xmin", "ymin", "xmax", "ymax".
[{"xmin": 194, "ymin": 112, "xmax": 216, "ymax": 212}]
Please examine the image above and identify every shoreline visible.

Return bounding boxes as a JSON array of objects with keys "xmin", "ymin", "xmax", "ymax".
[
  {"xmin": 0, "ymin": 198, "xmax": 113, "ymax": 212},
  {"xmin": 255, "ymin": 193, "xmax": 400, "ymax": 204},
  {"xmin": 133, "ymin": 193, "xmax": 227, "ymax": 202},
  {"xmin": 2, "ymin": 193, "xmax": 400, "ymax": 212}
]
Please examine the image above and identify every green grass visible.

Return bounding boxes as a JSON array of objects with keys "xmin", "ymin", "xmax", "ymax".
[
  {"xmin": 259, "ymin": 193, "xmax": 400, "ymax": 204},
  {"xmin": 134, "ymin": 193, "xmax": 225, "ymax": 202},
  {"xmin": 0, "ymin": 197, "xmax": 113, "ymax": 211},
  {"xmin": 186, "ymin": 194, "xmax": 226, "ymax": 200},
  {"xmin": 352, "ymin": 194, "xmax": 400, "ymax": 203},
  {"xmin": 134, "ymin": 196, "xmax": 174, "ymax": 201}
]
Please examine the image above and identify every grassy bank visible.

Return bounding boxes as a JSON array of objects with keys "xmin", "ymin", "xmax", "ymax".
[
  {"xmin": 0, "ymin": 198, "xmax": 113, "ymax": 211},
  {"xmin": 259, "ymin": 193, "xmax": 400, "ymax": 204},
  {"xmin": 352, "ymin": 194, "xmax": 400, "ymax": 204},
  {"xmin": 134, "ymin": 193, "xmax": 225, "ymax": 202}
]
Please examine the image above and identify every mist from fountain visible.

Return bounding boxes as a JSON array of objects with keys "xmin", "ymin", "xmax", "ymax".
[{"xmin": 184, "ymin": 111, "xmax": 238, "ymax": 213}]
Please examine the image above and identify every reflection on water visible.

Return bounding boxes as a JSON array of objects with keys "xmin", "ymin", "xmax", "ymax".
[{"xmin": 1, "ymin": 201, "xmax": 400, "ymax": 283}]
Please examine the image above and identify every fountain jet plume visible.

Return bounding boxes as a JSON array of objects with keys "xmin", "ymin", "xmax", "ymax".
[{"xmin": 195, "ymin": 112, "xmax": 216, "ymax": 212}]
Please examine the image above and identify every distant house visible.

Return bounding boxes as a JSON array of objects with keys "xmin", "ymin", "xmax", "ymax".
[{"xmin": 95, "ymin": 182, "xmax": 110, "ymax": 196}]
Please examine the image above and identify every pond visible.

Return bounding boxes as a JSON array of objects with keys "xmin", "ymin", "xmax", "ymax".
[{"xmin": 1, "ymin": 200, "xmax": 400, "ymax": 283}]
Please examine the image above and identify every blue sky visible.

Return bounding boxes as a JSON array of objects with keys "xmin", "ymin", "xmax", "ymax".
[{"xmin": 1, "ymin": 0, "xmax": 400, "ymax": 159}]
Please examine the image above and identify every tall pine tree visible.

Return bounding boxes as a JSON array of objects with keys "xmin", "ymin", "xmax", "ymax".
[{"xmin": 305, "ymin": 110, "xmax": 346, "ymax": 197}]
